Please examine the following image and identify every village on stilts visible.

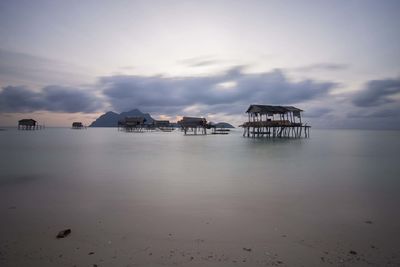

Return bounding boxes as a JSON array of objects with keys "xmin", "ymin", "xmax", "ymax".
[{"xmin": 16, "ymin": 104, "xmax": 311, "ymax": 138}]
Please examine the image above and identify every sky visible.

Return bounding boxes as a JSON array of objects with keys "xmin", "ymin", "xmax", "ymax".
[{"xmin": 0, "ymin": 0, "xmax": 399, "ymax": 128}]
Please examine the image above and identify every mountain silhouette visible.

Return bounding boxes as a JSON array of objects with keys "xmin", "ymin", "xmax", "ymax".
[{"xmin": 213, "ymin": 122, "xmax": 235, "ymax": 128}]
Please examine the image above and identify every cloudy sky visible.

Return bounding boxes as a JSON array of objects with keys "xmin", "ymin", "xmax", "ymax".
[{"xmin": 0, "ymin": 0, "xmax": 399, "ymax": 128}]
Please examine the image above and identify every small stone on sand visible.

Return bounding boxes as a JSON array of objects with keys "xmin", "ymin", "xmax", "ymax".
[{"xmin": 56, "ymin": 229, "xmax": 71, "ymax": 239}]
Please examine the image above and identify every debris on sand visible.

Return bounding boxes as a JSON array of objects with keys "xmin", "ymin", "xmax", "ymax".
[
  {"xmin": 88, "ymin": 252, "xmax": 95, "ymax": 255},
  {"xmin": 349, "ymin": 250, "xmax": 358, "ymax": 255},
  {"xmin": 56, "ymin": 229, "xmax": 71, "ymax": 239},
  {"xmin": 242, "ymin": 248, "xmax": 252, "ymax": 252}
]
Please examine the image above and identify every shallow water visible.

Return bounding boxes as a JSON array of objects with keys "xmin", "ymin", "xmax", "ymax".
[{"xmin": 1, "ymin": 128, "xmax": 400, "ymax": 266}]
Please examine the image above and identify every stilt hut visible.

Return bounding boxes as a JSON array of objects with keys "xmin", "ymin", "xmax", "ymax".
[
  {"xmin": 242, "ymin": 105, "xmax": 310, "ymax": 138},
  {"xmin": 154, "ymin": 120, "xmax": 173, "ymax": 132},
  {"xmin": 118, "ymin": 117, "xmax": 146, "ymax": 132},
  {"xmin": 18, "ymin": 119, "xmax": 41, "ymax": 130},
  {"xmin": 72, "ymin": 122, "xmax": 85, "ymax": 129},
  {"xmin": 178, "ymin": 117, "xmax": 208, "ymax": 135},
  {"xmin": 210, "ymin": 123, "xmax": 231, "ymax": 135}
]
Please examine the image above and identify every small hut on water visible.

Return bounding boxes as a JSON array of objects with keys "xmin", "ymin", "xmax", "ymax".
[
  {"xmin": 154, "ymin": 120, "xmax": 173, "ymax": 132},
  {"xmin": 18, "ymin": 119, "xmax": 43, "ymax": 130},
  {"xmin": 118, "ymin": 117, "xmax": 146, "ymax": 132},
  {"xmin": 242, "ymin": 105, "xmax": 310, "ymax": 138},
  {"xmin": 210, "ymin": 123, "xmax": 231, "ymax": 135},
  {"xmin": 72, "ymin": 122, "xmax": 85, "ymax": 129},
  {"xmin": 178, "ymin": 117, "xmax": 208, "ymax": 135}
]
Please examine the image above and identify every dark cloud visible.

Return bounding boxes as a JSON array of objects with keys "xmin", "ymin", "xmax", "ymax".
[
  {"xmin": 0, "ymin": 85, "xmax": 103, "ymax": 113},
  {"xmin": 0, "ymin": 67, "xmax": 338, "ymax": 119},
  {"xmin": 352, "ymin": 77, "xmax": 400, "ymax": 107},
  {"xmin": 101, "ymin": 67, "xmax": 336, "ymax": 115}
]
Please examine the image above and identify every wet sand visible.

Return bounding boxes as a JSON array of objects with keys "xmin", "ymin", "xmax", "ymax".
[{"xmin": 1, "ymin": 176, "xmax": 400, "ymax": 267}]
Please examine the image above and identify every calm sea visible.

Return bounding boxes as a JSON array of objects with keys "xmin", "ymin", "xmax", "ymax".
[{"xmin": 1, "ymin": 128, "xmax": 399, "ymax": 266}]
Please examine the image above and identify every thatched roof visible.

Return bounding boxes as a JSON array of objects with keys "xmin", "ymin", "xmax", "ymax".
[
  {"xmin": 72, "ymin": 122, "xmax": 83, "ymax": 127},
  {"xmin": 246, "ymin": 105, "xmax": 303, "ymax": 114},
  {"xmin": 178, "ymin": 117, "xmax": 207, "ymax": 126},
  {"xmin": 124, "ymin": 116, "xmax": 146, "ymax": 126},
  {"xmin": 18, "ymin": 119, "xmax": 37, "ymax": 125},
  {"xmin": 154, "ymin": 120, "xmax": 170, "ymax": 126}
]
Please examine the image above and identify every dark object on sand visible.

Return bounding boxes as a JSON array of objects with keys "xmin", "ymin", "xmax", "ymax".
[
  {"xmin": 88, "ymin": 252, "xmax": 95, "ymax": 255},
  {"xmin": 243, "ymin": 247, "xmax": 252, "ymax": 252},
  {"xmin": 56, "ymin": 229, "xmax": 71, "ymax": 239},
  {"xmin": 349, "ymin": 250, "xmax": 358, "ymax": 255},
  {"xmin": 365, "ymin": 220, "xmax": 373, "ymax": 224}
]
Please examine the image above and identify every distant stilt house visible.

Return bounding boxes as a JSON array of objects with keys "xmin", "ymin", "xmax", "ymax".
[
  {"xmin": 178, "ymin": 117, "xmax": 208, "ymax": 135},
  {"xmin": 118, "ymin": 116, "xmax": 146, "ymax": 132},
  {"xmin": 154, "ymin": 120, "xmax": 173, "ymax": 132},
  {"xmin": 241, "ymin": 105, "xmax": 311, "ymax": 138},
  {"xmin": 211, "ymin": 125, "xmax": 230, "ymax": 135},
  {"xmin": 18, "ymin": 119, "xmax": 43, "ymax": 130},
  {"xmin": 72, "ymin": 122, "xmax": 85, "ymax": 129}
]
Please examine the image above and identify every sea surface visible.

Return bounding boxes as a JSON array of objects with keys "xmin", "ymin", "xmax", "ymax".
[{"xmin": 1, "ymin": 128, "xmax": 399, "ymax": 266}]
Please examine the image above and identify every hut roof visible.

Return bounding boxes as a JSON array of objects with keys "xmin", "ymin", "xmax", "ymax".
[
  {"xmin": 178, "ymin": 117, "xmax": 207, "ymax": 126},
  {"xmin": 125, "ymin": 116, "xmax": 146, "ymax": 124},
  {"xmin": 18, "ymin": 119, "xmax": 37, "ymax": 126},
  {"xmin": 181, "ymin": 117, "xmax": 206, "ymax": 122},
  {"xmin": 154, "ymin": 120, "xmax": 170, "ymax": 123},
  {"xmin": 246, "ymin": 105, "xmax": 303, "ymax": 114},
  {"xmin": 154, "ymin": 120, "xmax": 170, "ymax": 126},
  {"xmin": 19, "ymin": 119, "xmax": 37, "ymax": 123}
]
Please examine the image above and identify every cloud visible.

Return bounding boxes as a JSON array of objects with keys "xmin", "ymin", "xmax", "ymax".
[
  {"xmin": 0, "ymin": 66, "xmax": 338, "ymax": 123},
  {"xmin": 0, "ymin": 49, "xmax": 94, "ymax": 88},
  {"xmin": 0, "ymin": 85, "xmax": 103, "ymax": 113},
  {"xmin": 178, "ymin": 56, "xmax": 222, "ymax": 67},
  {"xmin": 348, "ymin": 106, "xmax": 400, "ymax": 118},
  {"xmin": 352, "ymin": 77, "xmax": 400, "ymax": 107},
  {"xmin": 303, "ymin": 107, "xmax": 332, "ymax": 118},
  {"xmin": 293, "ymin": 63, "xmax": 348, "ymax": 72},
  {"xmin": 101, "ymin": 67, "xmax": 337, "ymax": 116}
]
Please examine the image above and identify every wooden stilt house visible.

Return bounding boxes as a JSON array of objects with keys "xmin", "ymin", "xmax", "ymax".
[
  {"xmin": 154, "ymin": 120, "xmax": 173, "ymax": 132},
  {"xmin": 178, "ymin": 117, "xmax": 208, "ymax": 135},
  {"xmin": 72, "ymin": 122, "xmax": 85, "ymax": 129},
  {"xmin": 242, "ymin": 105, "xmax": 311, "ymax": 138},
  {"xmin": 18, "ymin": 119, "xmax": 43, "ymax": 130},
  {"xmin": 118, "ymin": 117, "xmax": 146, "ymax": 132}
]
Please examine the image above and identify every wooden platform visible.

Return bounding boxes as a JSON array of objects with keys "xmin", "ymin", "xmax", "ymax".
[{"xmin": 242, "ymin": 123, "xmax": 310, "ymax": 138}]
